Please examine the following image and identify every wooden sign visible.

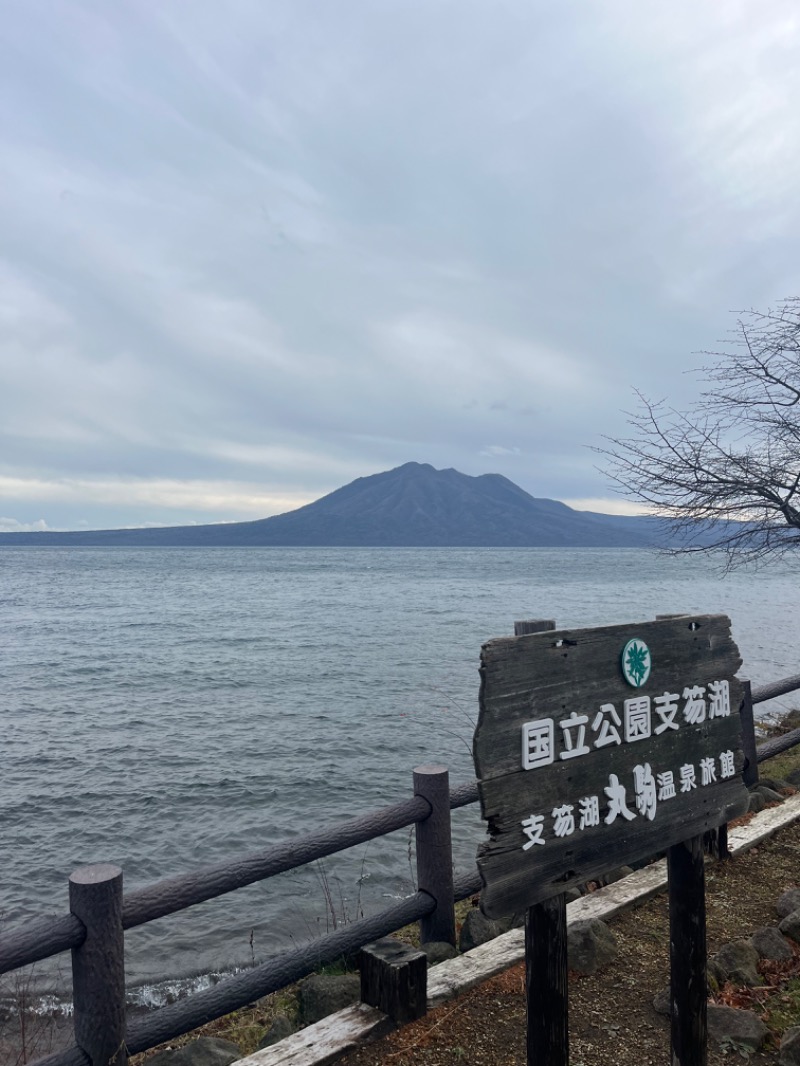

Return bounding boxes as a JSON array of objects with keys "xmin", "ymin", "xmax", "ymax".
[{"xmin": 474, "ymin": 615, "xmax": 750, "ymax": 918}]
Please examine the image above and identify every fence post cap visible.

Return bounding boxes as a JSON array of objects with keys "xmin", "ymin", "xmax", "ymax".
[
  {"xmin": 69, "ymin": 863, "xmax": 122, "ymax": 886},
  {"xmin": 413, "ymin": 764, "xmax": 448, "ymax": 777}
]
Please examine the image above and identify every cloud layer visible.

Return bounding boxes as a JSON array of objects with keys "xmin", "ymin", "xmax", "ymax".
[{"xmin": 2, "ymin": 1, "xmax": 799, "ymax": 528}]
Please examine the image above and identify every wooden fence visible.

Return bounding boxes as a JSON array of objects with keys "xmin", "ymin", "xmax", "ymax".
[{"xmin": 2, "ymin": 672, "xmax": 800, "ymax": 1066}]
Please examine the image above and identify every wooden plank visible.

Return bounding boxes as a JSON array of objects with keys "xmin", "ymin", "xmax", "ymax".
[{"xmin": 232, "ymin": 1004, "xmax": 394, "ymax": 1066}]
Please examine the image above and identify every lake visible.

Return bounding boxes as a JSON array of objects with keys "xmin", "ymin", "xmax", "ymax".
[{"xmin": 1, "ymin": 546, "xmax": 797, "ymax": 1006}]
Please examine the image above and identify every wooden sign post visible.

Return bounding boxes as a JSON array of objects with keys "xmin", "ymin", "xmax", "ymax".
[{"xmin": 473, "ymin": 615, "xmax": 750, "ymax": 1066}]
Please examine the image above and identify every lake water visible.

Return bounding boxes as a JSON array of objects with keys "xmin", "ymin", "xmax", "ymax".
[{"xmin": 1, "ymin": 546, "xmax": 798, "ymax": 1006}]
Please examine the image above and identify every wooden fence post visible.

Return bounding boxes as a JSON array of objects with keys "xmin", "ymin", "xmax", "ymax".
[
  {"xmin": 414, "ymin": 766, "xmax": 456, "ymax": 946},
  {"xmin": 70, "ymin": 863, "xmax": 127, "ymax": 1066},
  {"xmin": 514, "ymin": 619, "xmax": 557, "ymax": 637},
  {"xmin": 512, "ymin": 620, "xmax": 568, "ymax": 1065},
  {"xmin": 526, "ymin": 893, "xmax": 569, "ymax": 1066},
  {"xmin": 668, "ymin": 836, "xmax": 707, "ymax": 1066},
  {"xmin": 360, "ymin": 937, "xmax": 427, "ymax": 1022},
  {"xmin": 740, "ymin": 680, "xmax": 759, "ymax": 788}
]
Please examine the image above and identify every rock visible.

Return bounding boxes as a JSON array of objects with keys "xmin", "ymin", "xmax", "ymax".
[
  {"xmin": 786, "ymin": 768, "xmax": 800, "ymax": 788},
  {"xmin": 652, "ymin": 985, "xmax": 670, "ymax": 1016},
  {"xmin": 781, "ymin": 709, "xmax": 800, "ymax": 732},
  {"xmin": 707, "ymin": 957, "xmax": 726, "ymax": 992},
  {"xmin": 603, "ymin": 866, "xmax": 634, "ymax": 886},
  {"xmin": 756, "ymin": 785, "xmax": 786, "ymax": 805},
  {"xmin": 707, "ymin": 1005, "xmax": 768, "ymax": 1052},
  {"xmin": 567, "ymin": 918, "xmax": 617, "ymax": 975},
  {"xmin": 779, "ymin": 908, "xmax": 800, "ymax": 943},
  {"xmin": 564, "ymin": 887, "xmax": 582, "ymax": 903},
  {"xmin": 781, "ymin": 1025, "xmax": 800, "ymax": 1065},
  {"xmin": 758, "ymin": 776, "xmax": 789, "ymax": 793},
  {"xmin": 748, "ymin": 791, "xmax": 766, "ymax": 814},
  {"xmin": 257, "ymin": 1015, "xmax": 296, "ymax": 1050},
  {"xmin": 298, "ymin": 974, "xmax": 360, "ymax": 1025},
  {"xmin": 147, "ymin": 1037, "xmax": 242, "ymax": 1066},
  {"xmin": 750, "ymin": 926, "xmax": 794, "ymax": 961},
  {"xmin": 421, "ymin": 941, "xmax": 458, "ymax": 965},
  {"xmin": 458, "ymin": 909, "xmax": 510, "ymax": 952},
  {"xmin": 713, "ymin": 940, "xmax": 762, "ymax": 986},
  {"xmin": 777, "ymin": 888, "xmax": 800, "ymax": 919}
]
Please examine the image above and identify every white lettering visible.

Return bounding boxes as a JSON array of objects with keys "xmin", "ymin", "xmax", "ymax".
[{"xmin": 522, "ymin": 719, "xmax": 555, "ymax": 770}]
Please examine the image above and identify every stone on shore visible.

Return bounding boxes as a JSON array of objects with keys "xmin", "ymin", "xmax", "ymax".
[
  {"xmin": 652, "ymin": 985, "xmax": 670, "ymax": 1016},
  {"xmin": 779, "ymin": 908, "xmax": 800, "ymax": 943},
  {"xmin": 749, "ymin": 791, "xmax": 767, "ymax": 814},
  {"xmin": 567, "ymin": 918, "xmax": 617, "ymax": 975},
  {"xmin": 713, "ymin": 940, "xmax": 762, "ymax": 986},
  {"xmin": 777, "ymin": 888, "xmax": 800, "ymax": 919},
  {"xmin": 458, "ymin": 909, "xmax": 511, "ymax": 952},
  {"xmin": 781, "ymin": 1025, "xmax": 800, "ymax": 1065},
  {"xmin": 750, "ymin": 926, "xmax": 793, "ymax": 961},
  {"xmin": 147, "ymin": 1037, "xmax": 242, "ymax": 1066},
  {"xmin": 258, "ymin": 1014, "xmax": 296, "ymax": 1049},
  {"xmin": 298, "ymin": 973, "xmax": 360, "ymax": 1024},
  {"xmin": 708, "ymin": 1005, "xmax": 768, "ymax": 1051},
  {"xmin": 421, "ymin": 941, "xmax": 458, "ymax": 965}
]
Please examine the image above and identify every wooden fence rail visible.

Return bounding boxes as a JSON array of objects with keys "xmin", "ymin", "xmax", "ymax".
[{"xmin": 4, "ymin": 673, "xmax": 800, "ymax": 1066}]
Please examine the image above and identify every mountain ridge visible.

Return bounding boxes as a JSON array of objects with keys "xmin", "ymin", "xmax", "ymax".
[{"xmin": 0, "ymin": 462, "xmax": 664, "ymax": 547}]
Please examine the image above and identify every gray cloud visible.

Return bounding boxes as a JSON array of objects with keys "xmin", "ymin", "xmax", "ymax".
[{"xmin": 1, "ymin": 1, "xmax": 799, "ymax": 528}]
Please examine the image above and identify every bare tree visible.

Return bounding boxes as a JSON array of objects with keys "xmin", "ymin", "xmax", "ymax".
[{"xmin": 601, "ymin": 298, "xmax": 800, "ymax": 567}]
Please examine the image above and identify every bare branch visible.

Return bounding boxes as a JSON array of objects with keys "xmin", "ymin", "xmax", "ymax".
[{"xmin": 597, "ymin": 299, "xmax": 800, "ymax": 567}]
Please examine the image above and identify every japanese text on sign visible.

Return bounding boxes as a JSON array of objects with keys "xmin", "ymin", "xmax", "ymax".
[
  {"xmin": 520, "ymin": 748, "xmax": 737, "ymax": 849},
  {"xmin": 521, "ymin": 680, "xmax": 731, "ymax": 771}
]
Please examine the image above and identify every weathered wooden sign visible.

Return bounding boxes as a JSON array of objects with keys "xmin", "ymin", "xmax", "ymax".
[{"xmin": 474, "ymin": 614, "xmax": 750, "ymax": 917}]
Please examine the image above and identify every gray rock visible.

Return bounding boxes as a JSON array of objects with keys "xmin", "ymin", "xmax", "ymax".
[
  {"xmin": 421, "ymin": 941, "xmax": 458, "ymax": 965},
  {"xmin": 781, "ymin": 1025, "xmax": 800, "ymax": 1065},
  {"xmin": 713, "ymin": 940, "xmax": 762, "ymax": 986},
  {"xmin": 777, "ymin": 888, "xmax": 800, "ymax": 919},
  {"xmin": 707, "ymin": 1005, "xmax": 768, "ymax": 1052},
  {"xmin": 757, "ymin": 785, "xmax": 786, "ymax": 805},
  {"xmin": 758, "ymin": 776, "xmax": 789, "ymax": 793},
  {"xmin": 298, "ymin": 974, "xmax": 360, "ymax": 1025},
  {"xmin": 458, "ymin": 908, "xmax": 510, "ymax": 952},
  {"xmin": 564, "ymin": 887, "xmax": 582, "ymax": 904},
  {"xmin": 147, "ymin": 1037, "xmax": 242, "ymax": 1066},
  {"xmin": 748, "ymin": 791, "xmax": 766, "ymax": 814},
  {"xmin": 258, "ymin": 1014, "xmax": 296, "ymax": 1050},
  {"xmin": 750, "ymin": 926, "xmax": 794, "ymax": 961},
  {"xmin": 567, "ymin": 918, "xmax": 617, "ymax": 975},
  {"xmin": 652, "ymin": 985, "xmax": 670, "ymax": 1016},
  {"xmin": 786, "ymin": 768, "xmax": 800, "ymax": 788},
  {"xmin": 779, "ymin": 908, "xmax": 800, "ymax": 943},
  {"xmin": 707, "ymin": 957, "xmax": 726, "ymax": 992},
  {"xmin": 781, "ymin": 709, "xmax": 800, "ymax": 732}
]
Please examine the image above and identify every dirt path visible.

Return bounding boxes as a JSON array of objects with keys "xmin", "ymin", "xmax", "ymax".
[{"xmin": 340, "ymin": 817, "xmax": 800, "ymax": 1066}]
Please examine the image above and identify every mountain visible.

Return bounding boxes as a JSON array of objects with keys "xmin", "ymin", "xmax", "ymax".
[{"xmin": 0, "ymin": 462, "xmax": 668, "ymax": 547}]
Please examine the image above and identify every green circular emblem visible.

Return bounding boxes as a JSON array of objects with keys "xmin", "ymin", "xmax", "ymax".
[{"xmin": 621, "ymin": 638, "xmax": 651, "ymax": 687}]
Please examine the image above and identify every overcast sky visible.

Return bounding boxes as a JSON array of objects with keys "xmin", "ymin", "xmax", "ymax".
[{"xmin": 2, "ymin": 1, "xmax": 799, "ymax": 531}]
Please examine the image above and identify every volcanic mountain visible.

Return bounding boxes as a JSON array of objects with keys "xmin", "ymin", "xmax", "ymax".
[{"xmin": 0, "ymin": 463, "xmax": 665, "ymax": 547}]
